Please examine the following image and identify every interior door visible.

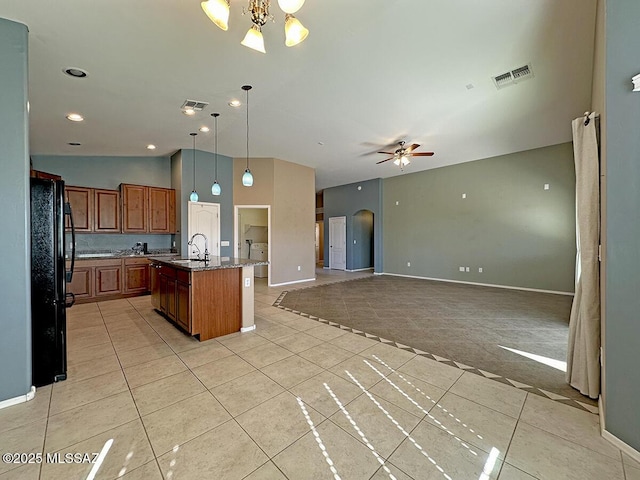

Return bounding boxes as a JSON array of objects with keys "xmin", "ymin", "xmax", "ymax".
[
  {"xmin": 188, "ymin": 202, "xmax": 220, "ymax": 258},
  {"xmin": 329, "ymin": 216, "xmax": 346, "ymax": 270}
]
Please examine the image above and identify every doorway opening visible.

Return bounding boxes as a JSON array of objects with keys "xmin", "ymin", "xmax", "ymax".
[
  {"xmin": 315, "ymin": 221, "xmax": 324, "ymax": 266},
  {"xmin": 234, "ymin": 205, "xmax": 270, "ymax": 281},
  {"xmin": 351, "ymin": 209, "xmax": 374, "ymax": 271}
]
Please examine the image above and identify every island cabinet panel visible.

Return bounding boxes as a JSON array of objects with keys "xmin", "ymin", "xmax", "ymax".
[
  {"xmin": 121, "ymin": 184, "xmax": 148, "ymax": 233},
  {"xmin": 176, "ymin": 279, "xmax": 191, "ymax": 331},
  {"xmin": 65, "ymin": 186, "xmax": 93, "ymax": 232},
  {"xmin": 124, "ymin": 258, "xmax": 150, "ymax": 294},
  {"xmin": 67, "ymin": 266, "xmax": 93, "ymax": 299},
  {"xmin": 150, "ymin": 263, "xmax": 160, "ymax": 309},
  {"xmin": 94, "ymin": 189, "xmax": 120, "ymax": 233},
  {"xmin": 192, "ymin": 268, "xmax": 241, "ymax": 340},
  {"xmin": 94, "ymin": 260, "xmax": 122, "ymax": 296}
]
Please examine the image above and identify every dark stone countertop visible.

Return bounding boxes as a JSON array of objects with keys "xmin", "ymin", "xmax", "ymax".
[{"xmin": 148, "ymin": 256, "xmax": 268, "ymax": 272}]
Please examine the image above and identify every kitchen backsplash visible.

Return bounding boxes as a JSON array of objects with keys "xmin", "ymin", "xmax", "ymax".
[{"xmin": 67, "ymin": 233, "xmax": 172, "ymax": 252}]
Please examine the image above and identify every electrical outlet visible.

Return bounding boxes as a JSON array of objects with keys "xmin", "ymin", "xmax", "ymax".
[
  {"xmin": 172, "ymin": 241, "xmax": 176, "ymax": 247},
  {"xmin": 353, "ymin": 240, "xmax": 356, "ymax": 244},
  {"xmin": 407, "ymin": 262, "xmax": 411, "ymax": 267},
  {"xmin": 465, "ymin": 267, "xmax": 470, "ymax": 272},
  {"xmin": 297, "ymin": 265, "xmax": 301, "ymax": 271},
  {"xmin": 395, "ymin": 201, "xmax": 399, "ymax": 205},
  {"xmin": 244, "ymin": 277, "xmax": 251, "ymax": 287},
  {"xmin": 462, "ymin": 193, "xmax": 467, "ymax": 199},
  {"xmin": 544, "ymin": 183, "xmax": 550, "ymax": 190},
  {"xmin": 459, "ymin": 266, "xmax": 465, "ymax": 272},
  {"xmin": 478, "ymin": 267, "xmax": 483, "ymax": 273}
]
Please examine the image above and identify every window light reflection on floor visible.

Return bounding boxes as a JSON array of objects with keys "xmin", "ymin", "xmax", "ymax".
[
  {"xmin": 86, "ymin": 438, "xmax": 114, "ymax": 480},
  {"xmin": 498, "ymin": 345, "xmax": 567, "ymax": 372},
  {"xmin": 323, "ymin": 382, "xmax": 397, "ymax": 480},
  {"xmin": 479, "ymin": 447, "xmax": 501, "ymax": 480},
  {"xmin": 345, "ymin": 370, "xmax": 454, "ymax": 480}
]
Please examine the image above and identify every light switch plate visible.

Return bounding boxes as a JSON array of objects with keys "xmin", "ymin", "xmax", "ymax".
[
  {"xmin": 244, "ymin": 278, "xmax": 251, "ymax": 287},
  {"xmin": 221, "ymin": 240, "xmax": 230, "ymax": 247}
]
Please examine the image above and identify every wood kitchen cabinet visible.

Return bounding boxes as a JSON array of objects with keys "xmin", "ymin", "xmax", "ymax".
[
  {"xmin": 150, "ymin": 262, "xmax": 160, "ymax": 309},
  {"xmin": 176, "ymin": 270, "xmax": 191, "ymax": 331},
  {"xmin": 121, "ymin": 184, "xmax": 148, "ymax": 233},
  {"xmin": 122, "ymin": 184, "xmax": 176, "ymax": 234},
  {"xmin": 66, "ymin": 265, "xmax": 93, "ymax": 300},
  {"xmin": 94, "ymin": 260, "xmax": 122, "ymax": 297},
  {"xmin": 94, "ymin": 189, "xmax": 120, "ymax": 232},
  {"xmin": 65, "ymin": 186, "xmax": 92, "ymax": 232},
  {"xmin": 124, "ymin": 257, "xmax": 150, "ymax": 294}
]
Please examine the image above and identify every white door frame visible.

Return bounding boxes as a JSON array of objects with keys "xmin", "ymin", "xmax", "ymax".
[
  {"xmin": 329, "ymin": 216, "xmax": 347, "ymax": 270},
  {"xmin": 234, "ymin": 205, "xmax": 271, "ymax": 280},
  {"xmin": 188, "ymin": 201, "xmax": 221, "ymax": 257}
]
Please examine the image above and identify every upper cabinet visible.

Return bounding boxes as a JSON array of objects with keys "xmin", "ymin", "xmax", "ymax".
[
  {"xmin": 65, "ymin": 186, "xmax": 120, "ymax": 233},
  {"xmin": 65, "ymin": 186, "xmax": 93, "ymax": 232},
  {"xmin": 121, "ymin": 184, "xmax": 176, "ymax": 234},
  {"xmin": 94, "ymin": 189, "xmax": 120, "ymax": 233}
]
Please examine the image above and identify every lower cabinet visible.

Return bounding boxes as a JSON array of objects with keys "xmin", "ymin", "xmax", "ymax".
[
  {"xmin": 68, "ymin": 257, "xmax": 154, "ymax": 303},
  {"xmin": 154, "ymin": 263, "xmax": 191, "ymax": 332}
]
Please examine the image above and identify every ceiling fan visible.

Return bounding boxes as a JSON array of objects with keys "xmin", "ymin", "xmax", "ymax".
[{"xmin": 376, "ymin": 141, "xmax": 434, "ymax": 169}]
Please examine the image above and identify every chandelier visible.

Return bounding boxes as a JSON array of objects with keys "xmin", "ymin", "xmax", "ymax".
[{"xmin": 201, "ymin": 0, "xmax": 309, "ymax": 53}]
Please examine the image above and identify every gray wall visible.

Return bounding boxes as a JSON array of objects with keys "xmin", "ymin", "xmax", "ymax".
[
  {"xmin": 323, "ymin": 178, "xmax": 383, "ymax": 272},
  {"xmin": 383, "ymin": 143, "xmax": 576, "ymax": 292},
  {"xmin": 603, "ymin": 0, "xmax": 640, "ymax": 450},
  {"xmin": 31, "ymin": 155, "xmax": 171, "ymax": 189},
  {"xmin": 31, "ymin": 154, "xmax": 174, "ymax": 251},
  {"xmin": 174, "ymin": 149, "xmax": 234, "ymax": 258},
  {"xmin": 0, "ymin": 18, "xmax": 31, "ymax": 401}
]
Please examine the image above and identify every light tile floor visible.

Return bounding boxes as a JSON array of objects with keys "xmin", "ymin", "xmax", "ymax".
[{"xmin": 0, "ymin": 270, "xmax": 636, "ymax": 479}]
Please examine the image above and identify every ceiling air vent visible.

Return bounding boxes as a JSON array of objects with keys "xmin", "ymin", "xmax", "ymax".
[
  {"xmin": 181, "ymin": 99, "xmax": 209, "ymax": 111},
  {"xmin": 492, "ymin": 63, "xmax": 534, "ymax": 90}
]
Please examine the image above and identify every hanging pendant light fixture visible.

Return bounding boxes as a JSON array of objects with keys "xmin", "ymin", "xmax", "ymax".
[
  {"xmin": 201, "ymin": 0, "xmax": 230, "ymax": 31},
  {"xmin": 241, "ymin": 85, "xmax": 254, "ymax": 187},
  {"xmin": 284, "ymin": 13, "xmax": 308, "ymax": 47},
  {"xmin": 277, "ymin": 0, "xmax": 305, "ymax": 14},
  {"xmin": 211, "ymin": 113, "xmax": 222, "ymax": 196},
  {"xmin": 189, "ymin": 133, "xmax": 199, "ymax": 202}
]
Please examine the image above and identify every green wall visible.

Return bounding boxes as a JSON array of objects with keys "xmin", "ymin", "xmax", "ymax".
[
  {"xmin": 0, "ymin": 18, "xmax": 31, "ymax": 401},
  {"xmin": 603, "ymin": 0, "xmax": 640, "ymax": 450},
  {"xmin": 383, "ymin": 143, "xmax": 576, "ymax": 292}
]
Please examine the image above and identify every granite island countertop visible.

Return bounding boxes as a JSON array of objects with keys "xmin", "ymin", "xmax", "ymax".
[{"xmin": 148, "ymin": 256, "xmax": 268, "ymax": 272}]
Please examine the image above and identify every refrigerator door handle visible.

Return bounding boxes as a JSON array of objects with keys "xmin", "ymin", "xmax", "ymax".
[{"xmin": 64, "ymin": 202, "xmax": 75, "ymax": 283}]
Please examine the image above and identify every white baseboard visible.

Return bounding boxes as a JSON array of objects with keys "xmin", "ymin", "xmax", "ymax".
[
  {"xmin": 241, "ymin": 325, "xmax": 256, "ymax": 333},
  {"xmin": 346, "ymin": 268, "xmax": 374, "ymax": 272},
  {"xmin": 270, "ymin": 277, "xmax": 316, "ymax": 287},
  {"xmin": 0, "ymin": 386, "xmax": 36, "ymax": 410},
  {"xmin": 602, "ymin": 430, "xmax": 640, "ymax": 463},
  {"xmin": 379, "ymin": 272, "xmax": 574, "ymax": 296}
]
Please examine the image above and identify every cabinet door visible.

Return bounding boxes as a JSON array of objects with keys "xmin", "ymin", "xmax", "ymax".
[
  {"xmin": 148, "ymin": 187, "xmax": 171, "ymax": 233},
  {"xmin": 121, "ymin": 184, "xmax": 148, "ymax": 233},
  {"xmin": 66, "ymin": 266, "xmax": 93, "ymax": 299},
  {"xmin": 94, "ymin": 189, "xmax": 120, "ymax": 233},
  {"xmin": 124, "ymin": 264, "xmax": 149, "ymax": 294},
  {"xmin": 166, "ymin": 277, "xmax": 177, "ymax": 320},
  {"xmin": 176, "ymin": 281, "xmax": 190, "ymax": 332},
  {"xmin": 150, "ymin": 264, "xmax": 160, "ymax": 309},
  {"xmin": 159, "ymin": 274, "xmax": 168, "ymax": 313},
  {"xmin": 65, "ymin": 187, "xmax": 93, "ymax": 232},
  {"xmin": 95, "ymin": 264, "xmax": 122, "ymax": 296}
]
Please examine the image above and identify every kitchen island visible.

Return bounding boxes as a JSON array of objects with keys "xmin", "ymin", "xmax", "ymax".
[{"xmin": 149, "ymin": 256, "xmax": 267, "ymax": 341}]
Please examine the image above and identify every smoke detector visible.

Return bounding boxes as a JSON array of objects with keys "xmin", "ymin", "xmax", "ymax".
[{"xmin": 492, "ymin": 63, "xmax": 534, "ymax": 90}]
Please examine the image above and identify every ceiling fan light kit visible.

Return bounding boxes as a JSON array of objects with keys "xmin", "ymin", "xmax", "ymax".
[
  {"xmin": 201, "ymin": 0, "xmax": 309, "ymax": 52},
  {"xmin": 376, "ymin": 140, "xmax": 434, "ymax": 171}
]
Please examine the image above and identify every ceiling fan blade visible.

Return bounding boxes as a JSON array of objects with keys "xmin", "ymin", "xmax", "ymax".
[
  {"xmin": 376, "ymin": 157, "xmax": 395, "ymax": 164},
  {"xmin": 404, "ymin": 143, "xmax": 420, "ymax": 153},
  {"xmin": 377, "ymin": 151, "xmax": 396, "ymax": 155},
  {"xmin": 410, "ymin": 152, "xmax": 435, "ymax": 156}
]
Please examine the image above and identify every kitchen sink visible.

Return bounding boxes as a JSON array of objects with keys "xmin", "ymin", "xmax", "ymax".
[{"xmin": 171, "ymin": 260, "xmax": 192, "ymax": 264}]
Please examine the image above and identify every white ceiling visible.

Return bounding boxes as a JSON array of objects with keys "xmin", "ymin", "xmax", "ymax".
[{"xmin": 1, "ymin": 0, "xmax": 597, "ymax": 191}]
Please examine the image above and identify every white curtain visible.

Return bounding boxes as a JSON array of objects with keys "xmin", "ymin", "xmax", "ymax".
[{"xmin": 566, "ymin": 112, "xmax": 601, "ymax": 399}]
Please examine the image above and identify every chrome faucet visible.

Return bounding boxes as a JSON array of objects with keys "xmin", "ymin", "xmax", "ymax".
[{"xmin": 188, "ymin": 233, "xmax": 209, "ymax": 262}]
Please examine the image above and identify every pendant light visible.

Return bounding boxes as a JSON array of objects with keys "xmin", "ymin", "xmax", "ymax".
[
  {"xmin": 211, "ymin": 113, "xmax": 221, "ymax": 196},
  {"xmin": 284, "ymin": 14, "xmax": 309, "ymax": 47},
  {"xmin": 242, "ymin": 85, "xmax": 254, "ymax": 187},
  {"xmin": 278, "ymin": 0, "xmax": 305, "ymax": 14},
  {"xmin": 200, "ymin": 0, "xmax": 230, "ymax": 31},
  {"xmin": 189, "ymin": 133, "xmax": 199, "ymax": 202}
]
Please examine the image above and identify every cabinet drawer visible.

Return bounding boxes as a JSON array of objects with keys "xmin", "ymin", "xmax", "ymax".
[
  {"xmin": 124, "ymin": 257, "xmax": 150, "ymax": 266},
  {"xmin": 158, "ymin": 264, "xmax": 176, "ymax": 279}
]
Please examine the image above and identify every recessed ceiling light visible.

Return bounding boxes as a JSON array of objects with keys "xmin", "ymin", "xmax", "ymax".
[
  {"xmin": 66, "ymin": 113, "xmax": 84, "ymax": 122},
  {"xmin": 183, "ymin": 108, "xmax": 196, "ymax": 116},
  {"xmin": 63, "ymin": 67, "xmax": 88, "ymax": 78},
  {"xmin": 67, "ymin": 142, "xmax": 81, "ymax": 146},
  {"xmin": 147, "ymin": 144, "xmax": 157, "ymax": 150},
  {"xmin": 199, "ymin": 126, "xmax": 210, "ymax": 132},
  {"xmin": 228, "ymin": 100, "xmax": 241, "ymax": 107}
]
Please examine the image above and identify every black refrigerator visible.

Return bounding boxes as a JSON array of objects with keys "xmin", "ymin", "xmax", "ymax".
[{"xmin": 31, "ymin": 178, "xmax": 76, "ymax": 387}]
